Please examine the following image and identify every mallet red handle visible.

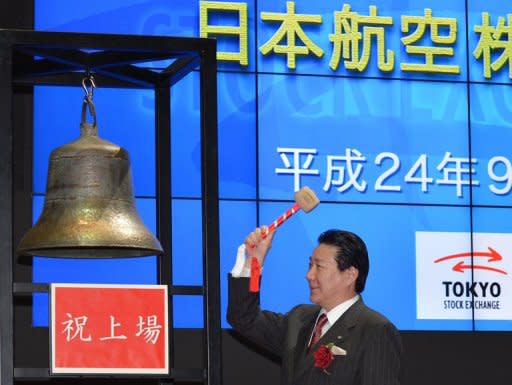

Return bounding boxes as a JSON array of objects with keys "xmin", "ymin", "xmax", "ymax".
[
  {"xmin": 261, "ymin": 202, "xmax": 301, "ymax": 239},
  {"xmin": 249, "ymin": 187, "xmax": 319, "ymax": 292}
]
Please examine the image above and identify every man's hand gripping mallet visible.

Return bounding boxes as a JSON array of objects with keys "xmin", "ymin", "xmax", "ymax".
[{"xmin": 249, "ymin": 186, "xmax": 320, "ymax": 292}]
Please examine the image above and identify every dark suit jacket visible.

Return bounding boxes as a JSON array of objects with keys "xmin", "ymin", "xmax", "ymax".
[{"xmin": 227, "ymin": 275, "xmax": 403, "ymax": 385}]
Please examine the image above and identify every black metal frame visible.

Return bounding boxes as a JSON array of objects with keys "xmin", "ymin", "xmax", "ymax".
[{"xmin": 0, "ymin": 29, "xmax": 220, "ymax": 385}]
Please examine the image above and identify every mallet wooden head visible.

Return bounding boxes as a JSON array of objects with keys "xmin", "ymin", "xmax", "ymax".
[{"xmin": 294, "ymin": 186, "xmax": 320, "ymax": 213}]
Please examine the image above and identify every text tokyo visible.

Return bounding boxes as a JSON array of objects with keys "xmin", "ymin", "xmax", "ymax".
[{"xmin": 442, "ymin": 281, "xmax": 501, "ymax": 298}]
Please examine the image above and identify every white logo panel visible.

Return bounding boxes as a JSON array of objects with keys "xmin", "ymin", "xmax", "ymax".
[{"xmin": 416, "ymin": 232, "xmax": 512, "ymax": 320}]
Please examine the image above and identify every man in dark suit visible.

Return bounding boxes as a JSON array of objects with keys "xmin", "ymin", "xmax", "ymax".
[{"xmin": 227, "ymin": 227, "xmax": 403, "ymax": 385}]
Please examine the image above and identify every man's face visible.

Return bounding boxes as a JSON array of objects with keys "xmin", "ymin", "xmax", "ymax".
[{"xmin": 306, "ymin": 243, "xmax": 358, "ymax": 311}]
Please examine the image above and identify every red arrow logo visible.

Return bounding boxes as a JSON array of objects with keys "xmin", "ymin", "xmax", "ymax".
[
  {"xmin": 434, "ymin": 247, "xmax": 507, "ymax": 275},
  {"xmin": 451, "ymin": 261, "xmax": 507, "ymax": 275},
  {"xmin": 434, "ymin": 247, "xmax": 502, "ymax": 263}
]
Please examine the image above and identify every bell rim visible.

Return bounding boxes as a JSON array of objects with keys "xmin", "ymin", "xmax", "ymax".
[{"xmin": 16, "ymin": 245, "xmax": 164, "ymax": 258}]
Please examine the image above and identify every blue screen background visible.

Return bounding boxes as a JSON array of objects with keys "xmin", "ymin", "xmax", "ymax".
[{"xmin": 31, "ymin": 0, "xmax": 512, "ymax": 331}]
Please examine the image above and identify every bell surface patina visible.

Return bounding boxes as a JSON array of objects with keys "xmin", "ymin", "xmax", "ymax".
[{"xmin": 17, "ymin": 101, "xmax": 163, "ymax": 258}]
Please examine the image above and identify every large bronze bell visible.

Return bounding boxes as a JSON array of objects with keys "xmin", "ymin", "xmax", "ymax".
[{"xmin": 17, "ymin": 93, "xmax": 163, "ymax": 258}]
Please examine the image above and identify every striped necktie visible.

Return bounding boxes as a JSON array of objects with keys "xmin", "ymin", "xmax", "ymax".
[{"xmin": 308, "ymin": 313, "xmax": 328, "ymax": 351}]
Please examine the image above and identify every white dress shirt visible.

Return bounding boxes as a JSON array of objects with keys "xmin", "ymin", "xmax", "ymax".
[{"xmin": 308, "ymin": 295, "xmax": 360, "ymax": 344}]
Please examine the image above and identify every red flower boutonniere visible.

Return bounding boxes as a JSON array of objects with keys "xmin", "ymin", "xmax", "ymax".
[{"xmin": 313, "ymin": 343, "xmax": 347, "ymax": 374}]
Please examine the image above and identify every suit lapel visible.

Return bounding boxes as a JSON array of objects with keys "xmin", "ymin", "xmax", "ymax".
[
  {"xmin": 289, "ymin": 309, "xmax": 318, "ymax": 382},
  {"xmin": 317, "ymin": 299, "xmax": 363, "ymax": 348},
  {"xmin": 280, "ymin": 305, "xmax": 318, "ymax": 385},
  {"xmin": 292, "ymin": 299, "xmax": 364, "ymax": 382},
  {"xmin": 295, "ymin": 314, "xmax": 316, "ymax": 358}
]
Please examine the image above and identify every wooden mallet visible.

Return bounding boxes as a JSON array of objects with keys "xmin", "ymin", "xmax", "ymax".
[{"xmin": 250, "ymin": 186, "xmax": 320, "ymax": 292}]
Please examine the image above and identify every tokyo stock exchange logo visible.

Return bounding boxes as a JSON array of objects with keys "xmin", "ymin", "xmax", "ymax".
[{"xmin": 416, "ymin": 232, "xmax": 512, "ymax": 320}]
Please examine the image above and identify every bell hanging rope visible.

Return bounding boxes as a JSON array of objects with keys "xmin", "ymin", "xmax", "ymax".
[{"xmin": 17, "ymin": 75, "xmax": 163, "ymax": 258}]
